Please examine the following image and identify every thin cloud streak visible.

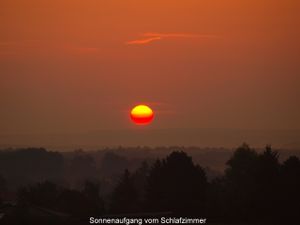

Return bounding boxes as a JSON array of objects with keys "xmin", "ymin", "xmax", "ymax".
[
  {"xmin": 143, "ymin": 33, "xmax": 218, "ymax": 38},
  {"xmin": 126, "ymin": 32, "xmax": 218, "ymax": 45},
  {"xmin": 126, "ymin": 37, "xmax": 162, "ymax": 45}
]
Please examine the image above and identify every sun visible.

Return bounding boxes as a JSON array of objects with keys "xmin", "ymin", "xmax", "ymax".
[{"xmin": 130, "ymin": 104, "xmax": 154, "ymax": 125}]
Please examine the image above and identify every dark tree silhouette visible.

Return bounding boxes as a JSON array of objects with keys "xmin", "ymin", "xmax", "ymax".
[
  {"xmin": 131, "ymin": 161, "xmax": 150, "ymax": 207},
  {"xmin": 223, "ymin": 144, "xmax": 286, "ymax": 222},
  {"xmin": 0, "ymin": 174, "xmax": 6, "ymax": 191},
  {"xmin": 0, "ymin": 148, "xmax": 64, "ymax": 188},
  {"xmin": 17, "ymin": 181, "xmax": 60, "ymax": 209},
  {"xmin": 146, "ymin": 151, "xmax": 207, "ymax": 215},
  {"xmin": 68, "ymin": 155, "xmax": 97, "ymax": 187},
  {"xmin": 110, "ymin": 169, "xmax": 139, "ymax": 213},
  {"xmin": 226, "ymin": 143, "xmax": 259, "ymax": 183},
  {"xmin": 279, "ymin": 156, "xmax": 300, "ymax": 222},
  {"xmin": 100, "ymin": 152, "xmax": 129, "ymax": 177},
  {"xmin": 255, "ymin": 146, "xmax": 280, "ymax": 219},
  {"xmin": 57, "ymin": 189, "xmax": 90, "ymax": 216},
  {"xmin": 82, "ymin": 180, "xmax": 105, "ymax": 215},
  {"xmin": 224, "ymin": 143, "xmax": 259, "ymax": 220},
  {"xmin": 0, "ymin": 174, "xmax": 6, "ymax": 203}
]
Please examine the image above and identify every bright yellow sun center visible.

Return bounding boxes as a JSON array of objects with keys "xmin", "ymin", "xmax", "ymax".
[{"xmin": 131, "ymin": 105, "xmax": 153, "ymax": 117}]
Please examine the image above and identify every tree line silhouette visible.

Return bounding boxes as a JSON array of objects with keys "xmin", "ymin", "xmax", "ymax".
[{"xmin": 0, "ymin": 144, "xmax": 299, "ymax": 224}]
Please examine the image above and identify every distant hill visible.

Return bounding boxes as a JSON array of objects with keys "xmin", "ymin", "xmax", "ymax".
[{"xmin": 0, "ymin": 128, "xmax": 299, "ymax": 150}]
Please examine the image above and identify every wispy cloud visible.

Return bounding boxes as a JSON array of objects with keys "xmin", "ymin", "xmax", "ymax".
[
  {"xmin": 126, "ymin": 32, "xmax": 217, "ymax": 45},
  {"xmin": 126, "ymin": 37, "xmax": 162, "ymax": 45},
  {"xmin": 143, "ymin": 33, "xmax": 217, "ymax": 38}
]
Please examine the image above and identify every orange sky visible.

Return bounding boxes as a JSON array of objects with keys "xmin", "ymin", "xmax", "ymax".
[{"xmin": 1, "ymin": 0, "xmax": 300, "ymax": 138}]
